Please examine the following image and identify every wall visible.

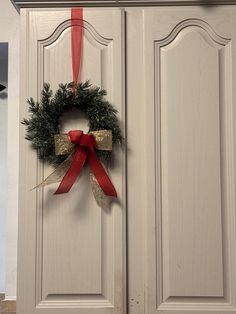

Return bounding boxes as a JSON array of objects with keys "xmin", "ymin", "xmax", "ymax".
[
  {"xmin": 0, "ymin": 43, "xmax": 8, "ymax": 293},
  {"xmin": 0, "ymin": 0, "xmax": 19, "ymax": 299}
]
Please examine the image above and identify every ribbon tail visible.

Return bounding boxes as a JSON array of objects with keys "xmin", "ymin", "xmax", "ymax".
[
  {"xmin": 87, "ymin": 149, "xmax": 117, "ymax": 198},
  {"xmin": 32, "ymin": 153, "xmax": 74, "ymax": 190},
  {"xmin": 54, "ymin": 147, "xmax": 87, "ymax": 194},
  {"xmin": 90, "ymin": 173, "xmax": 112, "ymax": 209}
]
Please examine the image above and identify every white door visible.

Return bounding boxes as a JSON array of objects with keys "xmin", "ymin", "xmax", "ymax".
[
  {"xmin": 17, "ymin": 8, "xmax": 126, "ymax": 314},
  {"xmin": 18, "ymin": 4, "xmax": 236, "ymax": 314},
  {"xmin": 127, "ymin": 5, "xmax": 236, "ymax": 314}
]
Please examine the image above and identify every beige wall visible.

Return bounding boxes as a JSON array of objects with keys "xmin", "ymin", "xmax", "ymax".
[
  {"xmin": 0, "ymin": 0, "xmax": 19, "ymax": 300},
  {"xmin": 0, "ymin": 43, "xmax": 8, "ymax": 293}
]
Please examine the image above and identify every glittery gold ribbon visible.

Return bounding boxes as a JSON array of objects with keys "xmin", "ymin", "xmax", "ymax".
[
  {"xmin": 35, "ymin": 130, "xmax": 113, "ymax": 208},
  {"xmin": 90, "ymin": 173, "xmax": 112, "ymax": 209}
]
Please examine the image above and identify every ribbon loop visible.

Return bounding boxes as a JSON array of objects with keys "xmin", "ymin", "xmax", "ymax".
[
  {"xmin": 68, "ymin": 130, "xmax": 83, "ymax": 144},
  {"xmin": 71, "ymin": 8, "xmax": 83, "ymax": 86}
]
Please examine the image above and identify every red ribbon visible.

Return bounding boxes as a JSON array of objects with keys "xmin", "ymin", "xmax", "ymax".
[
  {"xmin": 71, "ymin": 8, "xmax": 83, "ymax": 86},
  {"xmin": 54, "ymin": 131, "xmax": 117, "ymax": 197}
]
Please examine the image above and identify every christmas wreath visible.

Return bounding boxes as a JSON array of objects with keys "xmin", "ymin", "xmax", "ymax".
[
  {"xmin": 22, "ymin": 81, "xmax": 122, "ymax": 207},
  {"xmin": 22, "ymin": 81, "xmax": 122, "ymax": 165}
]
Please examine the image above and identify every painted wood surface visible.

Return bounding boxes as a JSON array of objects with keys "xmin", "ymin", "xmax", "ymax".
[
  {"xmin": 17, "ymin": 4, "xmax": 236, "ymax": 314},
  {"xmin": 137, "ymin": 5, "xmax": 236, "ymax": 314},
  {"xmin": 17, "ymin": 8, "xmax": 126, "ymax": 314}
]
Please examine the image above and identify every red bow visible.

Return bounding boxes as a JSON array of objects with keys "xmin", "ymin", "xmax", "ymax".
[{"xmin": 54, "ymin": 130, "xmax": 117, "ymax": 197}]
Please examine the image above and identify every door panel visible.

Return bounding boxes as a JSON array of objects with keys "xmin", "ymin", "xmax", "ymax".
[
  {"xmin": 159, "ymin": 21, "xmax": 226, "ymax": 299},
  {"xmin": 128, "ymin": 6, "xmax": 236, "ymax": 314},
  {"xmin": 17, "ymin": 8, "xmax": 126, "ymax": 314},
  {"xmin": 144, "ymin": 6, "xmax": 236, "ymax": 314}
]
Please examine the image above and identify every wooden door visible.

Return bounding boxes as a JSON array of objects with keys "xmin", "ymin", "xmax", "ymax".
[
  {"xmin": 17, "ymin": 8, "xmax": 126, "ymax": 314},
  {"xmin": 127, "ymin": 5, "xmax": 236, "ymax": 314}
]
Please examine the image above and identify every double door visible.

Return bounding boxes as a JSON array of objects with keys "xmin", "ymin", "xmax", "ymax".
[{"xmin": 18, "ymin": 5, "xmax": 236, "ymax": 314}]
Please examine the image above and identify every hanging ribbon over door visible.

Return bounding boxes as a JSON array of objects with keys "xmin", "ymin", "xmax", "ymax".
[
  {"xmin": 71, "ymin": 8, "xmax": 83, "ymax": 86},
  {"xmin": 45, "ymin": 8, "xmax": 117, "ymax": 206}
]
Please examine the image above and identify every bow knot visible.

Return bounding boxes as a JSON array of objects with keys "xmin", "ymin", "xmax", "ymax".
[{"xmin": 68, "ymin": 130, "xmax": 96, "ymax": 149}]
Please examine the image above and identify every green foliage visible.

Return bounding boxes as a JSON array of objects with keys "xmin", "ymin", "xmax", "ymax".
[{"xmin": 22, "ymin": 81, "xmax": 123, "ymax": 165}]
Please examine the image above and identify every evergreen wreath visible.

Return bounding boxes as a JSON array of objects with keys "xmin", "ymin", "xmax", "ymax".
[{"xmin": 22, "ymin": 81, "xmax": 122, "ymax": 166}]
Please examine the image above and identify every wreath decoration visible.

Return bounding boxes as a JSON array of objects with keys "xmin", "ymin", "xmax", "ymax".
[
  {"xmin": 22, "ymin": 81, "xmax": 122, "ymax": 208},
  {"xmin": 23, "ymin": 81, "xmax": 122, "ymax": 165}
]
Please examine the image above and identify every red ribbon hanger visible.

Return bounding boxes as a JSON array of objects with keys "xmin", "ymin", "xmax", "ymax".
[
  {"xmin": 54, "ymin": 9, "xmax": 117, "ymax": 197},
  {"xmin": 71, "ymin": 8, "xmax": 83, "ymax": 85}
]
